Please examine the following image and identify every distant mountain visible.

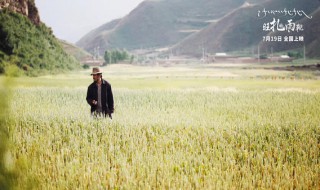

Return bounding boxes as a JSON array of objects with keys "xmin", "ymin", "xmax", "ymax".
[
  {"xmin": 76, "ymin": 18, "xmax": 122, "ymax": 55},
  {"xmin": 77, "ymin": 0, "xmax": 320, "ymax": 58},
  {"xmin": 77, "ymin": 0, "xmax": 265, "ymax": 53}
]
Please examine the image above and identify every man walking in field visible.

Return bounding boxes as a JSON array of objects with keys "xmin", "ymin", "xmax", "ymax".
[{"xmin": 86, "ymin": 67, "xmax": 114, "ymax": 118}]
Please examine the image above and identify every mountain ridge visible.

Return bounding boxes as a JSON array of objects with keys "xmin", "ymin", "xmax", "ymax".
[{"xmin": 77, "ymin": 0, "xmax": 320, "ymax": 58}]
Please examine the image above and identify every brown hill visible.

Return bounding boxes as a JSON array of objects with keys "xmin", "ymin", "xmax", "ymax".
[{"xmin": 76, "ymin": 0, "xmax": 265, "ymax": 53}]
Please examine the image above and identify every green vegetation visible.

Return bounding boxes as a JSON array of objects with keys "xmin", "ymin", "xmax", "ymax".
[
  {"xmin": 103, "ymin": 49, "xmax": 132, "ymax": 65},
  {"xmin": 0, "ymin": 10, "xmax": 80, "ymax": 76},
  {"xmin": 287, "ymin": 51, "xmax": 303, "ymax": 59},
  {"xmin": 0, "ymin": 64, "xmax": 319, "ymax": 189}
]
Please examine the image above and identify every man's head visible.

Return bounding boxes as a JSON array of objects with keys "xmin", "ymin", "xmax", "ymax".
[{"xmin": 91, "ymin": 67, "xmax": 102, "ymax": 83}]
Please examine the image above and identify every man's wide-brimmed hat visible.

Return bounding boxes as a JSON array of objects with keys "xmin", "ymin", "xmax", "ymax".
[{"xmin": 90, "ymin": 67, "xmax": 102, "ymax": 75}]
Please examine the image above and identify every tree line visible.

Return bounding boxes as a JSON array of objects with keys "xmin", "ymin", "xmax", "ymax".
[{"xmin": 103, "ymin": 49, "xmax": 134, "ymax": 65}]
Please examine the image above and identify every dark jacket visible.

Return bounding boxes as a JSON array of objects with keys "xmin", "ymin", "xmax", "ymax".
[{"xmin": 86, "ymin": 79, "xmax": 114, "ymax": 115}]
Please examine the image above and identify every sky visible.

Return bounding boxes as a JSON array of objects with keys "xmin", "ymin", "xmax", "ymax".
[{"xmin": 34, "ymin": 0, "xmax": 145, "ymax": 43}]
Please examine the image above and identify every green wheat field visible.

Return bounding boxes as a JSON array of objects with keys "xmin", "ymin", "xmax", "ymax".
[{"xmin": 1, "ymin": 62, "xmax": 320, "ymax": 189}]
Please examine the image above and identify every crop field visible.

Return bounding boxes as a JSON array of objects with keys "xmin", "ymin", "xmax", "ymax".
[{"xmin": 1, "ymin": 62, "xmax": 320, "ymax": 189}]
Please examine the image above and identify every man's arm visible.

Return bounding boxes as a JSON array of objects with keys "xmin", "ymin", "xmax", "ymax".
[
  {"xmin": 107, "ymin": 84, "xmax": 114, "ymax": 113},
  {"xmin": 86, "ymin": 86, "xmax": 96, "ymax": 106}
]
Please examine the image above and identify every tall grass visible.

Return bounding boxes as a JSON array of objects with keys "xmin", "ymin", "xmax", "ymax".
[
  {"xmin": 6, "ymin": 86, "xmax": 320, "ymax": 189},
  {"xmin": 0, "ymin": 77, "xmax": 15, "ymax": 190}
]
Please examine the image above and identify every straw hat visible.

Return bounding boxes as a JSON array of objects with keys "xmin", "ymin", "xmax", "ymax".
[{"xmin": 90, "ymin": 67, "xmax": 102, "ymax": 75}]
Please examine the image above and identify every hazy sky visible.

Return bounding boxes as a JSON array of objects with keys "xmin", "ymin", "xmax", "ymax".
[{"xmin": 34, "ymin": 0, "xmax": 145, "ymax": 43}]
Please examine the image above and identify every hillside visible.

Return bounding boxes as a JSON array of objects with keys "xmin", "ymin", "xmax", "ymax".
[
  {"xmin": 171, "ymin": 3, "xmax": 262, "ymax": 57},
  {"xmin": 305, "ymin": 9, "xmax": 320, "ymax": 58},
  {"xmin": 0, "ymin": 0, "xmax": 80, "ymax": 76},
  {"xmin": 60, "ymin": 40, "xmax": 92, "ymax": 62},
  {"xmin": 172, "ymin": 0, "xmax": 320, "ymax": 57},
  {"xmin": 77, "ymin": 0, "xmax": 266, "ymax": 54}
]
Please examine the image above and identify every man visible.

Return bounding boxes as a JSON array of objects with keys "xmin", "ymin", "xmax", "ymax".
[{"xmin": 86, "ymin": 67, "xmax": 114, "ymax": 118}]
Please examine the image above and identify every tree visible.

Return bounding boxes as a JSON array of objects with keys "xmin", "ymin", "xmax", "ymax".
[
  {"xmin": 104, "ymin": 50, "xmax": 111, "ymax": 65},
  {"xmin": 104, "ymin": 49, "xmax": 130, "ymax": 64}
]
